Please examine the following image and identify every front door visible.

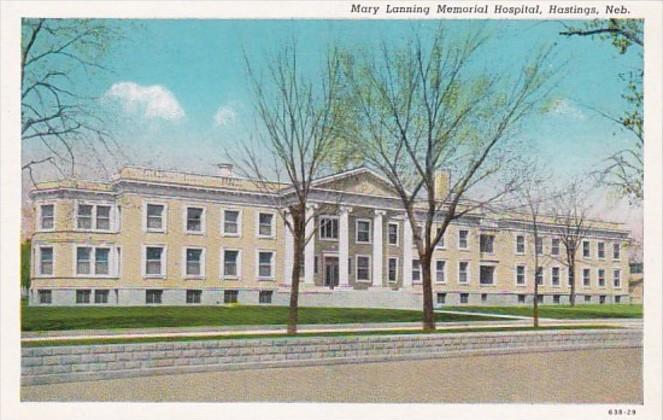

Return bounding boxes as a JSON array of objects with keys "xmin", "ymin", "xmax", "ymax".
[{"xmin": 324, "ymin": 257, "xmax": 339, "ymax": 289}]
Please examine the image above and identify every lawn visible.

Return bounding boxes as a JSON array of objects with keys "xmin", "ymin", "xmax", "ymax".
[
  {"xmin": 22, "ymin": 325, "xmax": 616, "ymax": 347},
  {"xmin": 21, "ymin": 304, "xmax": 508, "ymax": 332},
  {"xmin": 445, "ymin": 304, "xmax": 643, "ymax": 319}
]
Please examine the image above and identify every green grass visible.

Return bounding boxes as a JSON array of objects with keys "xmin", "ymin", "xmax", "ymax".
[
  {"xmin": 445, "ymin": 304, "xmax": 643, "ymax": 319},
  {"xmin": 21, "ymin": 304, "xmax": 509, "ymax": 332},
  {"xmin": 22, "ymin": 325, "xmax": 616, "ymax": 347}
]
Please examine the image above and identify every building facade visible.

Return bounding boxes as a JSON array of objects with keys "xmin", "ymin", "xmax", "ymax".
[{"xmin": 29, "ymin": 166, "xmax": 631, "ymax": 308}]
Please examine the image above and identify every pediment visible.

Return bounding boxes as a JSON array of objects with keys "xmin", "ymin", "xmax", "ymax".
[{"xmin": 313, "ymin": 169, "xmax": 399, "ymax": 198}]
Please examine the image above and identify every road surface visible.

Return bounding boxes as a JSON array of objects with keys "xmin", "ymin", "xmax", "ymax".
[{"xmin": 22, "ymin": 347, "xmax": 642, "ymax": 403}]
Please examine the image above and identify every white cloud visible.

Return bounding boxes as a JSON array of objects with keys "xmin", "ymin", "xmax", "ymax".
[
  {"xmin": 550, "ymin": 98, "xmax": 587, "ymax": 120},
  {"xmin": 213, "ymin": 105, "xmax": 237, "ymax": 127},
  {"xmin": 104, "ymin": 81, "xmax": 185, "ymax": 121}
]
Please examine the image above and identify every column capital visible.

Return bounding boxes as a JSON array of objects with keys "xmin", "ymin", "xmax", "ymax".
[
  {"xmin": 306, "ymin": 203, "xmax": 319, "ymax": 211},
  {"xmin": 374, "ymin": 209, "xmax": 387, "ymax": 217},
  {"xmin": 339, "ymin": 206, "xmax": 354, "ymax": 214}
]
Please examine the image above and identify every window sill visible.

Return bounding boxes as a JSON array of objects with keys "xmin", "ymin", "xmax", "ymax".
[
  {"xmin": 258, "ymin": 277, "xmax": 275, "ymax": 281},
  {"xmin": 356, "ymin": 279, "xmax": 372, "ymax": 283},
  {"xmin": 479, "ymin": 283, "xmax": 496, "ymax": 287},
  {"xmin": 221, "ymin": 277, "xmax": 240, "ymax": 281},
  {"xmin": 185, "ymin": 276, "xmax": 206, "ymax": 280},
  {"xmin": 146, "ymin": 229, "xmax": 167, "ymax": 234},
  {"xmin": 144, "ymin": 275, "xmax": 166, "ymax": 280},
  {"xmin": 222, "ymin": 233, "xmax": 241, "ymax": 238},
  {"xmin": 515, "ymin": 283, "xmax": 527, "ymax": 287},
  {"xmin": 355, "ymin": 241, "xmax": 372, "ymax": 245},
  {"xmin": 257, "ymin": 235, "xmax": 276, "ymax": 240},
  {"xmin": 319, "ymin": 237, "xmax": 339, "ymax": 242},
  {"xmin": 185, "ymin": 231, "xmax": 205, "ymax": 236}
]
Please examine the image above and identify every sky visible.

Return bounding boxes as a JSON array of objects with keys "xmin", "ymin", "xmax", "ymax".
[{"xmin": 21, "ymin": 19, "xmax": 643, "ymax": 243}]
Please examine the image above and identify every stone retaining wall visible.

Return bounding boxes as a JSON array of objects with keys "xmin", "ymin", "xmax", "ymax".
[{"xmin": 22, "ymin": 329, "xmax": 642, "ymax": 385}]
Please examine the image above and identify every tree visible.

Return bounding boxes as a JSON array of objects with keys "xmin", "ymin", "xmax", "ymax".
[
  {"xmin": 21, "ymin": 18, "xmax": 126, "ymax": 184},
  {"xmin": 339, "ymin": 26, "xmax": 557, "ymax": 331},
  {"xmin": 549, "ymin": 181, "xmax": 592, "ymax": 306},
  {"xmin": 235, "ymin": 44, "xmax": 342, "ymax": 335},
  {"xmin": 560, "ymin": 19, "xmax": 643, "ymax": 203}
]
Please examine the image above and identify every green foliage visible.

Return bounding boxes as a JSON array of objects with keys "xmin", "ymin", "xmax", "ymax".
[{"xmin": 21, "ymin": 240, "xmax": 31, "ymax": 289}]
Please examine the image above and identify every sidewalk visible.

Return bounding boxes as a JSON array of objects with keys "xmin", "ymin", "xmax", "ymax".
[{"xmin": 21, "ymin": 317, "xmax": 641, "ymax": 343}]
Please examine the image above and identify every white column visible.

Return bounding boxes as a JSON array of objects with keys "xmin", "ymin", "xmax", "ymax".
[
  {"xmin": 338, "ymin": 206, "xmax": 353, "ymax": 287},
  {"xmin": 372, "ymin": 210, "xmax": 386, "ymax": 287},
  {"xmin": 304, "ymin": 204, "xmax": 317, "ymax": 285},
  {"xmin": 283, "ymin": 210, "xmax": 294, "ymax": 285},
  {"xmin": 402, "ymin": 218, "xmax": 413, "ymax": 288}
]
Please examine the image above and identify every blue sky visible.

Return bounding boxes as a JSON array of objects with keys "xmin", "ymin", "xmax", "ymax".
[{"xmin": 22, "ymin": 19, "xmax": 642, "ymax": 236}]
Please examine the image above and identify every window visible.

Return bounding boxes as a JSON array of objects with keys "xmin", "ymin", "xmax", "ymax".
[
  {"xmin": 412, "ymin": 259, "xmax": 421, "ymax": 283},
  {"xmin": 146, "ymin": 203, "xmax": 166, "ymax": 231},
  {"xmin": 257, "ymin": 251, "xmax": 275, "ymax": 279},
  {"xmin": 258, "ymin": 212, "xmax": 275, "ymax": 238},
  {"xmin": 77, "ymin": 203, "xmax": 112, "ymax": 231},
  {"xmin": 186, "ymin": 289, "xmax": 202, "ymax": 304},
  {"xmin": 535, "ymin": 237, "xmax": 544, "ymax": 256},
  {"xmin": 388, "ymin": 257, "xmax": 398, "ymax": 282},
  {"xmin": 480, "ymin": 234, "xmax": 494, "ymax": 253},
  {"xmin": 387, "ymin": 223, "xmax": 399, "ymax": 245},
  {"xmin": 553, "ymin": 295, "xmax": 560, "ymax": 304},
  {"xmin": 76, "ymin": 289, "xmax": 91, "ymax": 304},
  {"xmin": 458, "ymin": 262, "xmax": 469, "ymax": 284},
  {"xmin": 597, "ymin": 242, "xmax": 605, "ymax": 259},
  {"xmin": 515, "ymin": 235, "xmax": 525, "ymax": 254},
  {"xmin": 551, "ymin": 267, "xmax": 560, "ymax": 287},
  {"xmin": 357, "ymin": 256, "xmax": 371, "ymax": 282},
  {"xmin": 259, "ymin": 290, "xmax": 273, "ymax": 304},
  {"xmin": 186, "ymin": 207, "xmax": 204, "ymax": 233},
  {"xmin": 184, "ymin": 248, "xmax": 204, "ymax": 277},
  {"xmin": 535, "ymin": 266, "xmax": 543, "ymax": 285},
  {"xmin": 515, "ymin": 265, "xmax": 526, "ymax": 286},
  {"xmin": 76, "ymin": 204, "xmax": 93, "ymax": 229},
  {"xmin": 437, "ymin": 293, "xmax": 446, "ymax": 304},
  {"xmin": 435, "ymin": 227, "xmax": 445, "ymax": 248},
  {"xmin": 613, "ymin": 269, "xmax": 621, "ymax": 288},
  {"xmin": 537, "ymin": 294, "xmax": 544, "ymax": 304},
  {"xmin": 319, "ymin": 217, "xmax": 339, "ymax": 240},
  {"xmin": 584, "ymin": 295, "xmax": 592, "ymax": 303},
  {"xmin": 222, "ymin": 209, "xmax": 241, "ymax": 236},
  {"xmin": 94, "ymin": 290, "xmax": 109, "ymax": 304},
  {"xmin": 613, "ymin": 243, "xmax": 621, "ymax": 260},
  {"xmin": 479, "ymin": 266, "xmax": 495, "ymax": 285},
  {"xmin": 224, "ymin": 290, "xmax": 238, "ymax": 304},
  {"xmin": 460, "ymin": 293, "xmax": 469, "ymax": 304},
  {"xmin": 583, "ymin": 268, "xmax": 591, "ymax": 287},
  {"xmin": 145, "ymin": 246, "xmax": 165, "ymax": 277},
  {"xmin": 146, "ymin": 290, "xmax": 163, "ymax": 304},
  {"xmin": 435, "ymin": 260, "xmax": 446, "ymax": 283},
  {"xmin": 599, "ymin": 295, "xmax": 606, "ymax": 304},
  {"xmin": 598, "ymin": 269, "xmax": 605, "ymax": 287},
  {"xmin": 615, "ymin": 295, "xmax": 621, "ymax": 304},
  {"xmin": 38, "ymin": 246, "xmax": 53, "ymax": 276},
  {"xmin": 96, "ymin": 206, "xmax": 111, "ymax": 230},
  {"xmin": 551, "ymin": 238, "xmax": 560, "ymax": 256},
  {"xmin": 222, "ymin": 249, "xmax": 240, "ymax": 278},
  {"xmin": 95, "ymin": 248, "xmax": 110, "ymax": 275},
  {"xmin": 481, "ymin": 293, "xmax": 488, "ymax": 302},
  {"xmin": 518, "ymin": 294, "xmax": 526, "ymax": 304},
  {"xmin": 76, "ymin": 247, "xmax": 92, "ymax": 275},
  {"xmin": 356, "ymin": 219, "xmax": 371, "ymax": 243},
  {"xmin": 458, "ymin": 230, "xmax": 469, "ymax": 249},
  {"xmin": 314, "ymin": 256, "xmax": 319, "ymax": 274},
  {"xmin": 39, "ymin": 204, "xmax": 54, "ymax": 230},
  {"xmin": 38, "ymin": 290, "xmax": 52, "ymax": 304},
  {"xmin": 583, "ymin": 240, "xmax": 591, "ymax": 258}
]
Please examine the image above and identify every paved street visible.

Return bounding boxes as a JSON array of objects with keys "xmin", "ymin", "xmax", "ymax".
[{"xmin": 22, "ymin": 347, "xmax": 642, "ymax": 403}]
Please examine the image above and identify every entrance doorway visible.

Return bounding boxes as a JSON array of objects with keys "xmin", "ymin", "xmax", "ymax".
[{"xmin": 323, "ymin": 256, "xmax": 339, "ymax": 289}]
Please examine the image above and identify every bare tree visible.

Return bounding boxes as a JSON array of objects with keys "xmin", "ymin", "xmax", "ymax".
[
  {"xmin": 549, "ymin": 180, "xmax": 592, "ymax": 306},
  {"xmin": 233, "ymin": 44, "xmax": 342, "ymax": 335},
  {"xmin": 21, "ymin": 18, "xmax": 127, "ymax": 184},
  {"xmin": 338, "ymin": 26, "xmax": 558, "ymax": 331},
  {"xmin": 560, "ymin": 19, "xmax": 643, "ymax": 203}
]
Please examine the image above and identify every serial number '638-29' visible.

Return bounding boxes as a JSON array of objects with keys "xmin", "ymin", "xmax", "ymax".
[{"xmin": 608, "ymin": 409, "xmax": 637, "ymax": 416}]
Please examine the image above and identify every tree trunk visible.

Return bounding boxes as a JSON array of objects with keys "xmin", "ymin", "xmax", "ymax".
[
  {"xmin": 287, "ymin": 228, "xmax": 303, "ymax": 335},
  {"xmin": 420, "ymin": 254, "xmax": 436, "ymax": 332},
  {"xmin": 533, "ymin": 280, "xmax": 539, "ymax": 328},
  {"xmin": 569, "ymin": 258, "xmax": 576, "ymax": 307}
]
